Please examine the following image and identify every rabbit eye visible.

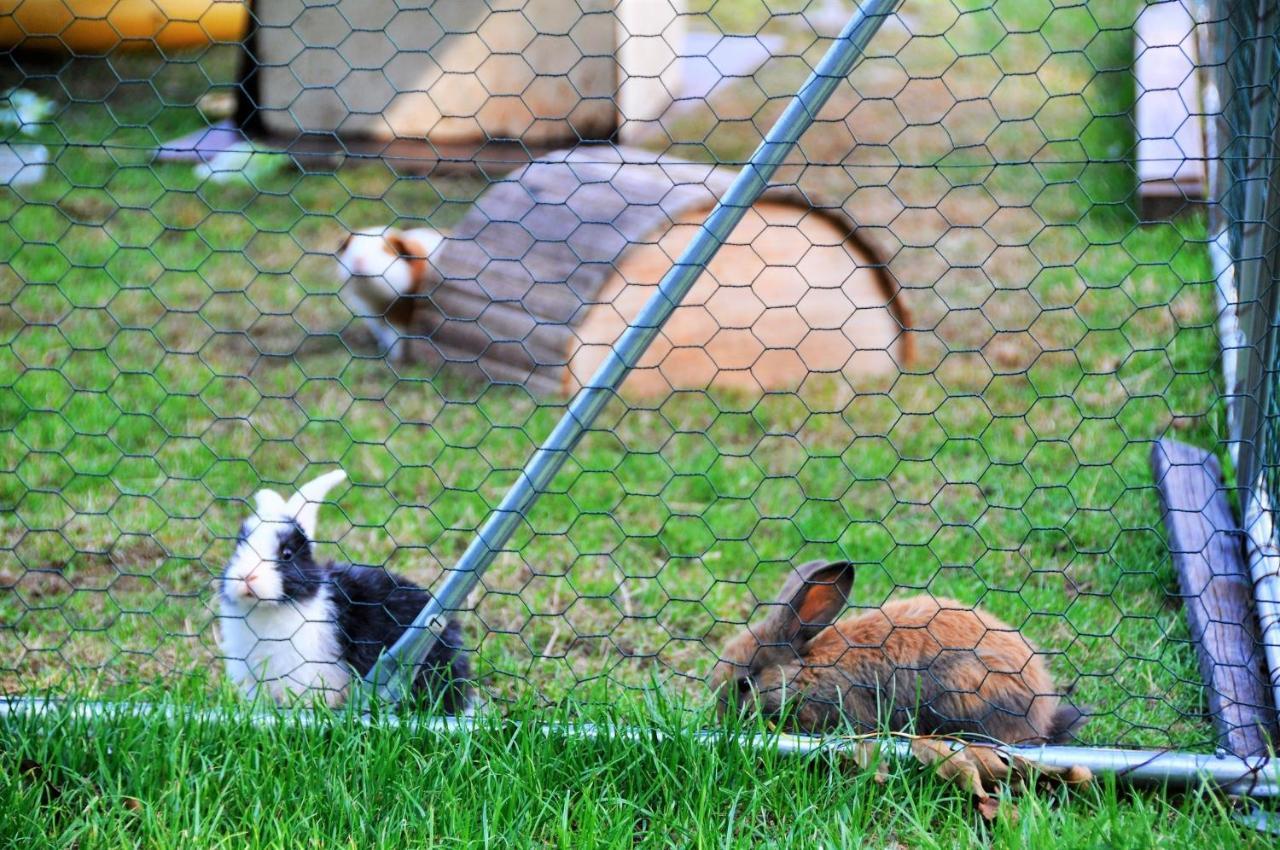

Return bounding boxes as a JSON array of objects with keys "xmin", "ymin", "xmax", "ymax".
[
  {"xmin": 279, "ymin": 546, "xmax": 294, "ymax": 562},
  {"xmin": 736, "ymin": 676, "xmax": 752, "ymax": 694}
]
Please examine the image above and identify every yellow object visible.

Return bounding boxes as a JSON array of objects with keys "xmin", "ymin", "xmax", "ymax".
[{"xmin": 0, "ymin": 0, "xmax": 248, "ymax": 53}]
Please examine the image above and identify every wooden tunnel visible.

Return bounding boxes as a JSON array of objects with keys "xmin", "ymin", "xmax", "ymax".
[{"xmin": 414, "ymin": 146, "xmax": 912, "ymax": 398}]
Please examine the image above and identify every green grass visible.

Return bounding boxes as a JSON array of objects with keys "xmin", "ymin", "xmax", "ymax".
[
  {"xmin": 0, "ymin": 0, "xmax": 1229, "ymax": 767},
  {"xmin": 0, "ymin": 0, "xmax": 1262, "ymax": 845},
  {"xmin": 0, "ymin": 697, "xmax": 1273, "ymax": 849}
]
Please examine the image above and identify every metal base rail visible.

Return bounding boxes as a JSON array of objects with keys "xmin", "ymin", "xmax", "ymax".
[{"xmin": 2, "ymin": 697, "xmax": 1274, "ymax": 797}]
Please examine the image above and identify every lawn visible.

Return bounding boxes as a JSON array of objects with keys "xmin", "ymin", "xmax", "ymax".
[
  {"xmin": 0, "ymin": 698, "xmax": 1272, "ymax": 849},
  {"xmin": 0, "ymin": 0, "xmax": 1264, "ymax": 842}
]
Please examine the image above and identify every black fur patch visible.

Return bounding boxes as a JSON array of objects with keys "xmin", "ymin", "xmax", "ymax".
[
  {"xmin": 274, "ymin": 522, "xmax": 322, "ymax": 602},
  {"xmin": 329, "ymin": 564, "xmax": 471, "ymax": 714}
]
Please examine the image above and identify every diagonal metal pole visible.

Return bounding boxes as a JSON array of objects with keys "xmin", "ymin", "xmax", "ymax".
[{"xmin": 363, "ymin": 0, "xmax": 903, "ymax": 702}]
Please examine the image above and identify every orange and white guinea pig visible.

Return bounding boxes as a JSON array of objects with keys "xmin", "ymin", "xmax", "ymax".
[{"xmin": 335, "ymin": 226, "xmax": 443, "ymax": 358}]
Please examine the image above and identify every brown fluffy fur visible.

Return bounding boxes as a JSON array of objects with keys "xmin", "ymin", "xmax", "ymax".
[{"xmin": 710, "ymin": 561, "xmax": 1084, "ymax": 744}]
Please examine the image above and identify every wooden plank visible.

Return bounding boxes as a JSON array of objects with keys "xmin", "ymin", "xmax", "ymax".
[
  {"xmin": 1135, "ymin": 0, "xmax": 1208, "ymax": 219},
  {"xmin": 1151, "ymin": 438, "xmax": 1277, "ymax": 756}
]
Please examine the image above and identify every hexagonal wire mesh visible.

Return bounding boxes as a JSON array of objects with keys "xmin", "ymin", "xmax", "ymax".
[
  {"xmin": 1209, "ymin": 0, "xmax": 1280, "ymax": 746},
  {"xmin": 0, "ymin": 0, "xmax": 1277, "ymax": 771}
]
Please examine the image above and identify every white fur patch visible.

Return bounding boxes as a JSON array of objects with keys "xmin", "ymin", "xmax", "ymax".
[
  {"xmin": 220, "ymin": 511, "xmax": 289, "ymax": 605},
  {"xmin": 218, "ymin": 587, "xmax": 351, "ymax": 707},
  {"xmin": 336, "ymin": 227, "xmax": 418, "ymax": 302}
]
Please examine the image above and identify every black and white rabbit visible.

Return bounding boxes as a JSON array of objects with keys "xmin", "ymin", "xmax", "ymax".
[{"xmin": 217, "ymin": 469, "xmax": 471, "ymax": 712}]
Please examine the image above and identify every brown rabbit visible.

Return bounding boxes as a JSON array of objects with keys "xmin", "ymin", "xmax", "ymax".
[{"xmin": 710, "ymin": 560, "xmax": 1084, "ymax": 744}]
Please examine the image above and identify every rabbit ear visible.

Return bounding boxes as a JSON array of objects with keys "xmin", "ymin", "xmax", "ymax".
[
  {"xmin": 285, "ymin": 470, "xmax": 347, "ymax": 538},
  {"xmin": 764, "ymin": 560, "xmax": 854, "ymax": 649},
  {"xmin": 253, "ymin": 489, "xmax": 288, "ymax": 520}
]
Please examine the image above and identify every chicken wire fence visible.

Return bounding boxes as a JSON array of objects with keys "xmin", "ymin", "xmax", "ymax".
[
  {"xmin": 0, "ymin": 0, "xmax": 1276, "ymax": 762},
  {"xmin": 1211, "ymin": 0, "xmax": 1280, "ymax": 725}
]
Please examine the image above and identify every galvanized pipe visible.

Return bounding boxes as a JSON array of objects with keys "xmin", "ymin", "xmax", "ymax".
[
  {"xmin": 1, "ymin": 698, "xmax": 1274, "ymax": 797},
  {"xmin": 363, "ymin": 0, "xmax": 904, "ymax": 702}
]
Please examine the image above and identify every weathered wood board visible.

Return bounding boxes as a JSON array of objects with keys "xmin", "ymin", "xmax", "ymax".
[{"xmin": 1151, "ymin": 438, "xmax": 1277, "ymax": 757}]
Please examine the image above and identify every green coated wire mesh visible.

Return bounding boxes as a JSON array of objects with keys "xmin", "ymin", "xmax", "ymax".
[{"xmin": 0, "ymin": 0, "xmax": 1274, "ymax": 753}]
